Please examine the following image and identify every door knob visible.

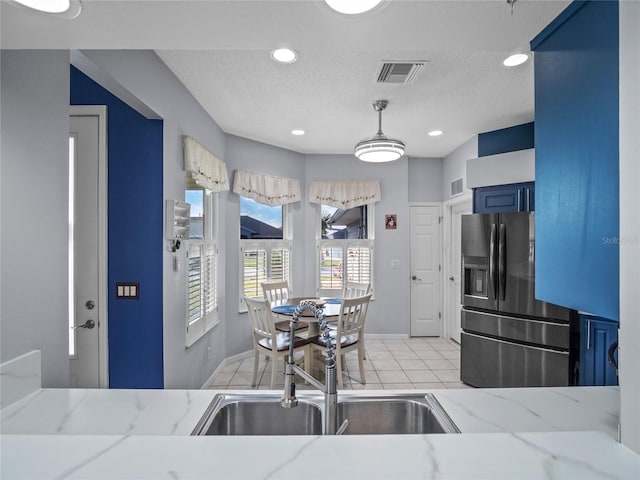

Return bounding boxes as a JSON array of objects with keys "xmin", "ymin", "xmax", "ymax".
[
  {"xmin": 85, "ymin": 300, "xmax": 95, "ymax": 310},
  {"xmin": 74, "ymin": 319, "xmax": 95, "ymax": 330},
  {"xmin": 412, "ymin": 275, "xmax": 422, "ymax": 281},
  {"xmin": 449, "ymin": 276, "xmax": 455, "ymax": 281}
]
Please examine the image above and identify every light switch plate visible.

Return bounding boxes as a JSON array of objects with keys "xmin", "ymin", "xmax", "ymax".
[{"xmin": 116, "ymin": 282, "xmax": 139, "ymax": 299}]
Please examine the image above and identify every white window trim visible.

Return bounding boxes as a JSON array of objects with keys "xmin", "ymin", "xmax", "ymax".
[
  {"xmin": 239, "ymin": 203, "xmax": 291, "ymax": 312},
  {"xmin": 185, "ymin": 190, "xmax": 220, "ymax": 347},
  {"xmin": 315, "ymin": 203, "xmax": 375, "ymax": 297}
]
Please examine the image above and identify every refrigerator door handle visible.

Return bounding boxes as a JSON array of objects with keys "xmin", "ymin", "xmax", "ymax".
[
  {"xmin": 489, "ymin": 223, "xmax": 497, "ymax": 300},
  {"xmin": 499, "ymin": 223, "xmax": 506, "ymax": 301}
]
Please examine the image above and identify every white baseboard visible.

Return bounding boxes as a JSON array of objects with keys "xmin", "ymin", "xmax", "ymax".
[
  {"xmin": 364, "ymin": 333, "xmax": 408, "ymax": 340},
  {"xmin": 200, "ymin": 350, "xmax": 253, "ymax": 389}
]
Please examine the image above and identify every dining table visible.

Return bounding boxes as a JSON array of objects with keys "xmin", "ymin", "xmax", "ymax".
[{"xmin": 270, "ymin": 297, "xmax": 342, "ymax": 337}]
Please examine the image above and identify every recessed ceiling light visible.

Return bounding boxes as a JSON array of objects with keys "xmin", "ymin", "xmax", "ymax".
[
  {"xmin": 291, "ymin": 129, "xmax": 305, "ymax": 136},
  {"xmin": 503, "ymin": 53, "xmax": 530, "ymax": 67},
  {"xmin": 270, "ymin": 48, "xmax": 297, "ymax": 64},
  {"xmin": 428, "ymin": 130, "xmax": 443, "ymax": 137},
  {"xmin": 12, "ymin": 0, "xmax": 81, "ymax": 17},
  {"xmin": 325, "ymin": 0, "xmax": 383, "ymax": 15}
]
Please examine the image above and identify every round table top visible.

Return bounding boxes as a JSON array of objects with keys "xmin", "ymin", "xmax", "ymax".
[{"xmin": 270, "ymin": 297, "xmax": 341, "ymax": 318}]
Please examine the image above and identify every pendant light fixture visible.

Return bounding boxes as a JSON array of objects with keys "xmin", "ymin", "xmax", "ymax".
[{"xmin": 354, "ymin": 100, "xmax": 405, "ymax": 162}]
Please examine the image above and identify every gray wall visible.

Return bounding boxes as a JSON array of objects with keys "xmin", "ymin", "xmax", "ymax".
[
  {"xmin": 619, "ymin": 0, "xmax": 640, "ymax": 454},
  {"xmin": 408, "ymin": 157, "xmax": 443, "ymax": 202},
  {"xmin": 441, "ymin": 135, "xmax": 477, "ymax": 201},
  {"xmin": 303, "ymin": 155, "xmax": 411, "ymax": 335},
  {"xmin": 0, "ymin": 50, "xmax": 71, "ymax": 387},
  {"xmin": 223, "ymin": 134, "xmax": 306, "ymax": 355},
  {"xmin": 79, "ymin": 50, "xmax": 229, "ymax": 389}
]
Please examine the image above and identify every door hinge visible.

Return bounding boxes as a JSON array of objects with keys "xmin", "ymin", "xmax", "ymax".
[
  {"xmin": 438, "ymin": 216, "xmax": 443, "ymax": 224},
  {"xmin": 438, "ymin": 264, "xmax": 441, "ymax": 272},
  {"xmin": 438, "ymin": 312, "xmax": 442, "ymax": 319}
]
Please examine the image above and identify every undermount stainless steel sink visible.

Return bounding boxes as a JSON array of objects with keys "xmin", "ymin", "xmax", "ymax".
[
  {"xmin": 195, "ymin": 396, "xmax": 323, "ymax": 435},
  {"xmin": 192, "ymin": 392, "xmax": 459, "ymax": 436},
  {"xmin": 336, "ymin": 395, "xmax": 460, "ymax": 435}
]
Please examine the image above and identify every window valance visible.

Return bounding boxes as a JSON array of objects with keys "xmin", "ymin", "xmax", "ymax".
[
  {"xmin": 183, "ymin": 135, "xmax": 230, "ymax": 193},
  {"xmin": 309, "ymin": 180, "xmax": 381, "ymax": 209},
  {"xmin": 233, "ymin": 170, "xmax": 301, "ymax": 206}
]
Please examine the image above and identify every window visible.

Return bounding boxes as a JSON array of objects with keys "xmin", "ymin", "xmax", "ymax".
[
  {"xmin": 240, "ymin": 197, "xmax": 291, "ymax": 306},
  {"xmin": 185, "ymin": 175, "xmax": 219, "ymax": 346},
  {"xmin": 317, "ymin": 204, "xmax": 374, "ymax": 296}
]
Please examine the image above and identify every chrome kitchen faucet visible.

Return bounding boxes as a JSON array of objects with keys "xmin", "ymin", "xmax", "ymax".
[{"xmin": 281, "ymin": 301, "xmax": 347, "ymax": 435}]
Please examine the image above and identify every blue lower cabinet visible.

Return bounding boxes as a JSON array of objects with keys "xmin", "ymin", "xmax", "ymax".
[
  {"xmin": 579, "ymin": 315, "xmax": 618, "ymax": 386},
  {"xmin": 473, "ymin": 182, "xmax": 534, "ymax": 213}
]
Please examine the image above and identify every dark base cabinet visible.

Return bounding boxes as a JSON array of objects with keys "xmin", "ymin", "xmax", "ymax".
[
  {"xmin": 579, "ymin": 314, "xmax": 619, "ymax": 386},
  {"xmin": 473, "ymin": 182, "xmax": 535, "ymax": 214}
]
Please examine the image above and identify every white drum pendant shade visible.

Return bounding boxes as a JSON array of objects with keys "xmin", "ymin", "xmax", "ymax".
[{"xmin": 354, "ymin": 100, "xmax": 405, "ymax": 162}]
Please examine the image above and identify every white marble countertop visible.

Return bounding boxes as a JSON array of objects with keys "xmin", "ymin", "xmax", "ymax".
[
  {"xmin": 0, "ymin": 386, "xmax": 620, "ymax": 437},
  {"xmin": 1, "ymin": 388, "xmax": 217, "ymax": 435},
  {"xmin": 2, "ymin": 431, "xmax": 639, "ymax": 479},
  {"xmin": 432, "ymin": 386, "xmax": 620, "ymax": 437},
  {"xmin": 2, "ymin": 386, "xmax": 639, "ymax": 479}
]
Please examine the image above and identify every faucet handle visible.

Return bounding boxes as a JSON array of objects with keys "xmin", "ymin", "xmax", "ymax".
[
  {"xmin": 336, "ymin": 419, "xmax": 349, "ymax": 435},
  {"xmin": 281, "ymin": 361, "xmax": 299, "ymax": 408}
]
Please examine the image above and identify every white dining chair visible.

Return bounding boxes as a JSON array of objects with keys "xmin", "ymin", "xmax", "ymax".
[
  {"xmin": 244, "ymin": 296, "xmax": 310, "ymax": 389},
  {"xmin": 261, "ymin": 279, "xmax": 290, "ymax": 302},
  {"xmin": 342, "ymin": 281, "xmax": 371, "ymax": 298},
  {"xmin": 333, "ymin": 281, "xmax": 371, "ymax": 358},
  {"xmin": 308, "ymin": 293, "xmax": 372, "ymax": 388},
  {"xmin": 261, "ymin": 280, "xmax": 309, "ymax": 334}
]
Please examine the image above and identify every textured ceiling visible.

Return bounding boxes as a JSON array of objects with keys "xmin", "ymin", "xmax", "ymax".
[{"xmin": 1, "ymin": 0, "xmax": 572, "ymax": 158}]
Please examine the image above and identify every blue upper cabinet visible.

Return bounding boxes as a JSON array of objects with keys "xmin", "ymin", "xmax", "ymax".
[
  {"xmin": 478, "ymin": 122, "xmax": 535, "ymax": 157},
  {"xmin": 531, "ymin": 1, "xmax": 619, "ymax": 320},
  {"xmin": 474, "ymin": 123, "xmax": 536, "ymax": 214},
  {"xmin": 474, "ymin": 182, "xmax": 535, "ymax": 213}
]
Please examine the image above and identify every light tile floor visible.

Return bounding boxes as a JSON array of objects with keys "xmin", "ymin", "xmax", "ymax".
[{"xmin": 208, "ymin": 337, "xmax": 471, "ymax": 390}]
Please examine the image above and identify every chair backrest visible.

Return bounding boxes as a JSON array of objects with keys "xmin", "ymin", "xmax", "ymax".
[
  {"xmin": 243, "ymin": 296, "xmax": 275, "ymax": 341},
  {"xmin": 342, "ymin": 281, "xmax": 371, "ymax": 298},
  {"xmin": 337, "ymin": 293, "xmax": 372, "ymax": 338},
  {"xmin": 261, "ymin": 280, "xmax": 290, "ymax": 302}
]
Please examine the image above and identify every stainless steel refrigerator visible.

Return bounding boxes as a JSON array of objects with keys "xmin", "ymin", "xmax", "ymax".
[{"xmin": 460, "ymin": 212, "xmax": 579, "ymax": 388}]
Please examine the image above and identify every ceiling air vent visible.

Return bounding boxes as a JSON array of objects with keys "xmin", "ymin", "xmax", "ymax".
[{"xmin": 376, "ymin": 62, "xmax": 426, "ymax": 84}]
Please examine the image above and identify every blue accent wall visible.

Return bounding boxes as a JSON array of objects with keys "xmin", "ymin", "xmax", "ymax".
[
  {"xmin": 478, "ymin": 122, "xmax": 535, "ymax": 157},
  {"xmin": 532, "ymin": 1, "xmax": 619, "ymax": 320},
  {"xmin": 70, "ymin": 66, "xmax": 165, "ymax": 388}
]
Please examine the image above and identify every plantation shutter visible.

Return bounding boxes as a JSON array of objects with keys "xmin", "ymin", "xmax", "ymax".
[
  {"xmin": 318, "ymin": 242, "xmax": 344, "ymax": 290},
  {"xmin": 243, "ymin": 247, "xmax": 267, "ymax": 298},
  {"xmin": 203, "ymin": 244, "xmax": 217, "ymax": 315},
  {"xmin": 346, "ymin": 243, "xmax": 372, "ymax": 284},
  {"xmin": 269, "ymin": 246, "xmax": 290, "ymax": 284},
  {"xmin": 187, "ymin": 243, "xmax": 203, "ymax": 326}
]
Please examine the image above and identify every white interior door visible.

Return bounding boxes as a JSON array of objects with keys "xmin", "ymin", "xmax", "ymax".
[
  {"xmin": 69, "ymin": 108, "xmax": 108, "ymax": 388},
  {"xmin": 410, "ymin": 205, "xmax": 442, "ymax": 336},
  {"xmin": 444, "ymin": 197, "xmax": 472, "ymax": 343}
]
